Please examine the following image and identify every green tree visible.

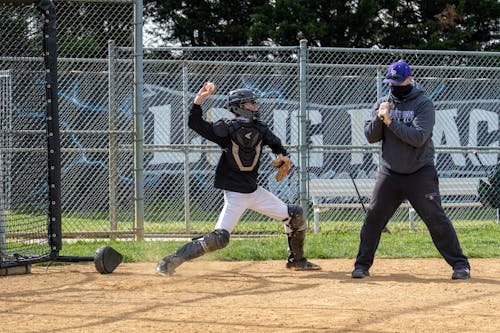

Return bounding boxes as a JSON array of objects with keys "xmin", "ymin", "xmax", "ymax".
[
  {"xmin": 145, "ymin": 0, "xmax": 268, "ymax": 46},
  {"xmin": 376, "ymin": 0, "xmax": 500, "ymax": 51},
  {"xmin": 424, "ymin": 0, "xmax": 500, "ymax": 51},
  {"xmin": 57, "ymin": 1, "xmax": 134, "ymax": 58},
  {"xmin": 0, "ymin": 4, "xmax": 41, "ymax": 57},
  {"xmin": 249, "ymin": 0, "xmax": 381, "ymax": 47},
  {"xmin": 145, "ymin": 0, "xmax": 500, "ymax": 50}
]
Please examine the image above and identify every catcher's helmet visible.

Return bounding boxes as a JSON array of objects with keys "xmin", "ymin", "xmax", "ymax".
[
  {"xmin": 227, "ymin": 88, "xmax": 259, "ymax": 120},
  {"xmin": 94, "ymin": 246, "xmax": 123, "ymax": 274}
]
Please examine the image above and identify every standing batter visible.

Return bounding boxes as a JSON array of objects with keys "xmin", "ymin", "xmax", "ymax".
[
  {"xmin": 157, "ymin": 82, "xmax": 320, "ymax": 276},
  {"xmin": 352, "ymin": 61, "xmax": 471, "ymax": 280}
]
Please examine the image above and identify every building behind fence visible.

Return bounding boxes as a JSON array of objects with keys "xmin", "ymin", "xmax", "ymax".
[{"xmin": 0, "ymin": 1, "xmax": 499, "ymax": 242}]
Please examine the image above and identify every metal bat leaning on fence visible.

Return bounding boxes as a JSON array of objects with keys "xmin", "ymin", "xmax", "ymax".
[
  {"xmin": 473, "ymin": 150, "xmax": 500, "ymax": 210},
  {"xmin": 348, "ymin": 172, "xmax": 390, "ymax": 234}
]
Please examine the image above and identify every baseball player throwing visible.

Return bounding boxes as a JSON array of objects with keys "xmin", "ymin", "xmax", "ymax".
[{"xmin": 156, "ymin": 82, "xmax": 320, "ymax": 276}]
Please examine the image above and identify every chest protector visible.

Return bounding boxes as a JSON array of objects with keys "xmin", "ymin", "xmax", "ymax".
[{"xmin": 226, "ymin": 120, "xmax": 264, "ymax": 172}]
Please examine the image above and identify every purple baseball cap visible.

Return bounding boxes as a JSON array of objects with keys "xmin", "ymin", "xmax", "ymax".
[{"xmin": 383, "ymin": 61, "xmax": 412, "ymax": 84}]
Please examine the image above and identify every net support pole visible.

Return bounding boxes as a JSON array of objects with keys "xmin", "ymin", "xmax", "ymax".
[
  {"xmin": 133, "ymin": 0, "xmax": 145, "ymax": 240},
  {"xmin": 36, "ymin": 0, "xmax": 62, "ymax": 255}
]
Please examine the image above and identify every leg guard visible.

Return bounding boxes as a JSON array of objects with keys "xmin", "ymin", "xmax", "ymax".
[
  {"xmin": 286, "ymin": 204, "xmax": 306, "ymax": 262},
  {"xmin": 285, "ymin": 205, "xmax": 321, "ymax": 271},
  {"xmin": 157, "ymin": 229, "xmax": 230, "ymax": 276},
  {"xmin": 286, "ymin": 230, "xmax": 320, "ymax": 270},
  {"xmin": 287, "ymin": 230, "xmax": 306, "ymax": 262},
  {"xmin": 287, "ymin": 204, "xmax": 306, "ymax": 231}
]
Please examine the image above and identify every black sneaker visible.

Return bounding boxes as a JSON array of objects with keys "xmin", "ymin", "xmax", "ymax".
[
  {"xmin": 286, "ymin": 258, "xmax": 321, "ymax": 271},
  {"xmin": 351, "ymin": 268, "xmax": 370, "ymax": 278},
  {"xmin": 452, "ymin": 268, "xmax": 470, "ymax": 280}
]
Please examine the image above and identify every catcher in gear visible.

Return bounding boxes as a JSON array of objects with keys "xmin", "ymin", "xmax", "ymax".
[{"xmin": 156, "ymin": 82, "xmax": 320, "ymax": 276}]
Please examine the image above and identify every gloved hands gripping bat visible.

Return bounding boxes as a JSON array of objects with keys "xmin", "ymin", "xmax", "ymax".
[
  {"xmin": 272, "ymin": 154, "xmax": 292, "ymax": 181},
  {"xmin": 377, "ymin": 101, "xmax": 392, "ymax": 126}
]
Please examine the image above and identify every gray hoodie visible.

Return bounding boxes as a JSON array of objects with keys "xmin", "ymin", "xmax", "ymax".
[{"xmin": 364, "ymin": 86, "xmax": 435, "ymax": 174}]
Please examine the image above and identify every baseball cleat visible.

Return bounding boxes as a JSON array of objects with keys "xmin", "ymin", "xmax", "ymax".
[
  {"xmin": 156, "ymin": 255, "xmax": 179, "ymax": 276},
  {"xmin": 286, "ymin": 258, "xmax": 321, "ymax": 271},
  {"xmin": 452, "ymin": 268, "xmax": 470, "ymax": 280},
  {"xmin": 351, "ymin": 268, "xmax": 370, "ymax": 278}
]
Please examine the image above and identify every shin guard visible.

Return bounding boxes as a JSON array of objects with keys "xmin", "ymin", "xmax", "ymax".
[
  {"xmin": 287, "ymin": 229, "xmax": 306, "ymax": 262},
  {"xmin": 157, "ymin": 229, "xmax": 230, "ymax": 275}
]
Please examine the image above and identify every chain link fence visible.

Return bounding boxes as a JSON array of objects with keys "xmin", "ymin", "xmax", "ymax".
[
  {"xmin": 307, "ymin": 48, "xmax": 499, "ymax": 231},
  {"xmin": 139, "ymin": 46, "xmax": 499, "ymax": 234},
  {"xmin": 136, "ymin": 46, "xmax": 302, "ymax": 236},
  {"xmin": 1, "ymin": 2, "xmax": 51, "ymax": 260},
  {"xmin": 1, "ymin": 1, "xmax": 498, "ymax": 243}
]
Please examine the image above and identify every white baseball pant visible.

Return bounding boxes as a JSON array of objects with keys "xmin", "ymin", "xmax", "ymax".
[{"xmin": 214, "ymin": 186, "xmax": 292, "ymax": 233}]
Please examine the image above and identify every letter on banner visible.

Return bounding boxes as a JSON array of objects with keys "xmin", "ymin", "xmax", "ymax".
[
  {"xmin": 468, "ymin": 109, "xmax": 498, "ymax": 166},
  {"xmin": 348, "ymin": 108, "xmax": 378, "ymax": 165},
  {"xmin": 278, "ymin": 109, "xmax": 324, "ymax": 167},
  {"xmin": 433, "ymin": 108, "xmax": 465, "ymax": 166},
  {"xmin": 206, "ymin": 108, "xmax": 232, "ymax": 166},
  {"xmin": 149, "ymin": 104, "xmax": 201, "ymax": 165},
  {"xmin": 308, "ymin": 110, "xmax": 323, "ymax": 167},
  {"xmin": 290, "ymin": 110, "xmax": 299, "ymax": 165}
]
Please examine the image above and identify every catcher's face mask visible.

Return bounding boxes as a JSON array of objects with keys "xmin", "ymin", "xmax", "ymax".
[{"xmin": 228, "ymin": 88, "xmax": 260, "ymax": 121}]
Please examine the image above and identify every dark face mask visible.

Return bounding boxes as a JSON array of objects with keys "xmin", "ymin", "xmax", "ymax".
[
  {"xmin": 390, "ymin": 85, "xmax": 413, "ymax": 99},
  {"xmin": 234, "ymin": 107, "xmax": 259, "ymax": 122}
]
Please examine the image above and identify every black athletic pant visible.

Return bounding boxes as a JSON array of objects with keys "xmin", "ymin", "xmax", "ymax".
[{"xmin": 354, "ymin": 165, "xmax": 470, "ymax": 271}]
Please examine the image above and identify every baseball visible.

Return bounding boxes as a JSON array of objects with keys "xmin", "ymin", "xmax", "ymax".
[{"xmin": 206, "ymin": 82, "xmax": 215, "ymax": 92}]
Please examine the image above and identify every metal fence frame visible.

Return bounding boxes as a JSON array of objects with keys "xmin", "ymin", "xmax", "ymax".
[{"xmin": 0, "ymin": 0, "xmax": 498, "ymax": 243}]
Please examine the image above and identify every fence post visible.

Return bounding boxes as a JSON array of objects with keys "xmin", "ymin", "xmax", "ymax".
[
  {"xmin": 376, "ymin": 66, "xmax": 383, "ymax": 100},
  {"xmin": 133, "ymin": 0, "xmax": 145, "ymax": 240},
  {"xmin": 182, "ymin": 65, "xmax": 191, "ymax": 233},
  {"xmin": 108, "ymin": 40, "xmax": 118, "ymax": 235},
  {"xmin": 298, "ymin": 40, "xmax": 309, "ymax": 227}
]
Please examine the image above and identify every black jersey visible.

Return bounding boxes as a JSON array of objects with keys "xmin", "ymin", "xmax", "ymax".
[{"xmin": 188, "ymin": 104, "xmax": 287, "ymax": 193}]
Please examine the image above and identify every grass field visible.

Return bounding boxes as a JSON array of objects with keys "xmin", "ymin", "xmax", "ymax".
[{"xmin": 58, "ymin": 224, "xmax": 500, "ymax": 263}]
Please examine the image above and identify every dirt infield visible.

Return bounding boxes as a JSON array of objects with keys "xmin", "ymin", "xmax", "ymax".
[{"xmin": 1, "ymin": 258, "xmax": 499, "ymax": 333}]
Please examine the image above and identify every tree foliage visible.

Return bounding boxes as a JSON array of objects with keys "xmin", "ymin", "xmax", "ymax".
[
  {"xmin": 249, "ymin": 0, "xmax": 382, "ymax": 47},
  {"xmin": 378, "ymin": 0, "xmax": 500, "ymax": 50},
  {"xmin": 0, "ymin": 5, "xmax": 41, "ymax": 57},
  {"xmin": 144, "ymin": 0, "xmax": 268, "ymax": 46},
  {"xmin": 145, "ymin": 0, "xmax": 500, "ymax": 50},
  {"xmin": 57, "ymin": 2, "xmax": 133, "ymax": 58}
]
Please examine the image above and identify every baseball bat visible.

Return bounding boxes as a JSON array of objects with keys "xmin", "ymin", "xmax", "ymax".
[
  {"xmin": 348, "ymin": 171, "xmax": 390, "ymax": 234},
  {"xmin": 472, "ymin": 149, "xmax": 497, "ymax": 187},
  {"xmin": 472, "ymin": 150, "xmax": 500, "ymax": 211},
  {"xmin": 472, "ymin": 150, "xmax": 488, "ymax": 173}
]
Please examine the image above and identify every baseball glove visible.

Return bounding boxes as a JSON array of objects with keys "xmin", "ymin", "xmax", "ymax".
[{"xmin": 272, "ymin": 155, "xmax": 291, "ymax": 181}]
